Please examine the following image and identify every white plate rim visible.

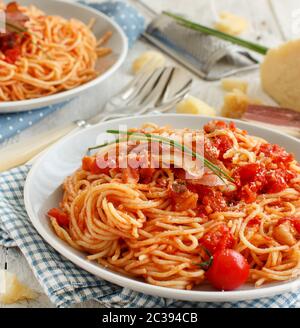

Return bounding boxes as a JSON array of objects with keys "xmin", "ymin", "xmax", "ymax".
[
  {"xmin": 0, "ymin": 0, "xmax": 128, "ymax": 113},
  {"xmin": 24, "ymin": 114, "xmax": 300, "ymax": 302}
]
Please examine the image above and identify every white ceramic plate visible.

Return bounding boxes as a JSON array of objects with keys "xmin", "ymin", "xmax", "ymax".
[
  {"xmin": 0, "ymin": 0, "xmax": 128, "ymax": 113},
  {"xmin": 24, "ymin": 114, "xmax": 300, "ymax": 302}
]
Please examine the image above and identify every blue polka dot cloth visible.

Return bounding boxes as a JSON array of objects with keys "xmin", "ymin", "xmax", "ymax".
[
  {"xmin": 0, "ymin": 1, "xmax": 145, "ymax": 144},
  {"xmin": 87, "ymin": 0, "xmax": 145, "ymax": 47}
]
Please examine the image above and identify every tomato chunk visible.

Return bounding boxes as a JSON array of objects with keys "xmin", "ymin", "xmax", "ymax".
[
  {"xmin": 293, "ymin": 218, "xmax": 300, "ymax": 234},
  {"xmin": 169, "ymin": 181, "xmax": 198, "ymax": 211},
  {"xmin": 247, "ymin": 217, "xmax": 260, "ymax": 227},
  {"xmin": 200, "ymin": 224, "xmax": 235, "ymax": 254},
  {"xmin": 48, "ymin": 208, "xmax": 69, "ymax": 228},
  {"xmin": 188, "ymin": 184, "xmax": 227, "ymax": 213},
  {"xmin": 234, "ymin": 163, "xmax": 262, "ymax": 185},
  {"xmin": 259, "ymin": 143, "xmax": 294, "ymax": 164},
  {"xmin": 213, "ymin": 135, "xmax": 233, "ymax": 159},
  {"xmin": 263, "ymin": 170, "xmax": 287, "ymax": 194},
  {"xmin": 4, "ymin": 47, "xmax": 21, "ymax": 64},
  {"xmin": 140, "ymin": 168, "xmax": 155, "ymax": 184},
  {"xmin": 233, "ymin": 163, "xmax": 293, "ymax": 202},
  {"xmin": 82, "ymin": 156, "xmax": 110, "ymax": 175}
]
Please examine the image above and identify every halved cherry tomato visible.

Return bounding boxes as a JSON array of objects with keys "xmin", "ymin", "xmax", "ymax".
[
  {"xmin": 48, "ymin": 208, "xmax": 69, "ymax": 228},
  {"xmin": 206, "ymin": 249, "xmax": 249, "ymax": 291}
]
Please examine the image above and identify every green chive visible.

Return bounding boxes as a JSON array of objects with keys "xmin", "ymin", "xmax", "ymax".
[
  {"xmin": 163, "ymin": 11, "xmax": 269, "ymax": 55},
  {"xmin": 6, "ymin": 21, "xmax": 27, "ymax": 33},
  {"xmin": 100, "ymin": 130, "xmax": 234, "ymax": 182}
]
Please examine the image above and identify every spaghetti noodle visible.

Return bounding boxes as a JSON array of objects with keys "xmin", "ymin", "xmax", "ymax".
[
  {"xmin": 48, "ymin": 121, "xmax": 300, "ymax": 290},
  {"xmin": 0, "ymin": 2, "xmax": 112, "ymax": 101}
]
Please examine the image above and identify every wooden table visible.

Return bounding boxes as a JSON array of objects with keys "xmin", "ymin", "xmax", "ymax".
[{"xmin": 1, "ymin": 0, "xmax": 299, "ymax": 308}]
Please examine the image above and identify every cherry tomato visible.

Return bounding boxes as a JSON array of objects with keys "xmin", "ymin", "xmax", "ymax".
[
  {"xmin": 48, "ymin": 208, "xmax": 69, "ymax": 228},
  {"xmin": 206, "ymin": 249, "xmax": 249, "ymax": 291}
]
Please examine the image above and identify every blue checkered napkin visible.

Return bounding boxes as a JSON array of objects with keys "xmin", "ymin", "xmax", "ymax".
[
  {"xmin": 0, "ymin": 165, "xmax": 299, "ymax": 308},
  {"xmin": 0, "ymin": 1, "xmax": 145, "ymax": 144}
]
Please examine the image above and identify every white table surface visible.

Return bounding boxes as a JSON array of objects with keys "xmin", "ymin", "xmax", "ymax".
[{"xmin": 0, "ymin": 0, "xmax": 299, "ymax": 308}]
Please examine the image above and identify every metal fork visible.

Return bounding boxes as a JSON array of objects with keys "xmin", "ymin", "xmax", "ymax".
[
  {"xmin": 0, "ymin": 65, "xmax": 193, "ymax": 171},
  {"xmin": 75, "ymin": 65, "xmax": 192, "ymax": 127}
]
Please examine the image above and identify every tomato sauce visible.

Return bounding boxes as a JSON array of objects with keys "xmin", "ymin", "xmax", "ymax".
[
  {"xmin": 83, "ymin": 121, "xmax": 296, "ymax": 217},
  {"xmin": 202, "ymin": 121, "xmax": 295, "ymax": 204},
  {"xmin": 0, "ymin": 2, "xmax": 29, "ymax": 63}
]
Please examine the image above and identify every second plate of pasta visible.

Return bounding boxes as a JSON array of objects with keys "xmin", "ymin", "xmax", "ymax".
[{"xmin": 0, "ymin": 0, "xmax": 127, "ymax": 112}]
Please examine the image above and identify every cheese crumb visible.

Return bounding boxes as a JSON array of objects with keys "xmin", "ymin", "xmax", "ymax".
[
  {"xmin": 221, "ymin": 78, "xmax": 248, "ymax": 94},
  {"xmin": 221, "ymin": 89, "xmax": 262, "ymax": 119},
  {"xmin": 261, "ymin": 39, "xmax": 300, "ymax": 112},
  {"xmin": 0, "ymin": 270, "xmax": 37, "ymax": 304},
  {"xmin": 176, "ymin": 96, "xmax": 216, "ymax": 116},
  {"xmin": 138, "ymin": 255, "xmax": 148, "ymax": 261},
  {"xmin": 132, "ymin": 51, "xmax": 166, "ymax": 74},
  {"xmin": 215, "ymin": 11, "xmax": 249, "ymax": 36}
]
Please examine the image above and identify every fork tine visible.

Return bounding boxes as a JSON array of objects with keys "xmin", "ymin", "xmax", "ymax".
[
  {"xmin": 126, "ymin": 67, "xmax": 166, "ymax": 106},
  {"xmin": 141, "ymin": 67, "xmax": 174, "ymax": 107},
  {"xmin": 171, "ymin": 79, "xmax": 193, "ymax": 99},
  {"xmin": 103, "ymin": 64, "xmax": 163, "ymax": 112},
  {"xmin": 100, "ymin": 65, "xmax": 192, "ymax": 119},
  {"xmin": 122, "ymin": 69, "xmax": 162, "ymax": 105},
  {"xmin": 160, "ymin": 69, "xmax": 193, "ymax": 103},
  {"xmin": 112, "ymin": 57, "xmax": 161, "ymax": 101},
  {"xmin": 141, "ymin": 86, "xmax": 190, "ymax": 116}
]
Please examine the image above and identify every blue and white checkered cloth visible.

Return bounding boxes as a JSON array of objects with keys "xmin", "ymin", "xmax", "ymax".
[
  {"xmin": 0, "ymin": 165, "xmax": 299, "ymax": 308},
  {"xmin": 0, "ymin": 0, "xmax": 145, "ymax": 144}
]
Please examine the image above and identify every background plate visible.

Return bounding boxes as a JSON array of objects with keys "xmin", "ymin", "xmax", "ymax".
[{"xmin": 0, "ymin": 0, "xmax": 128, "ymax": 113}]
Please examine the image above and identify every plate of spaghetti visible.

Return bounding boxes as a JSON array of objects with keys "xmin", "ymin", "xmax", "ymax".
[
  {"xmin": 24, "ymin": 114, "xmax": 300, "ymax": 302},
  {"xmin": 0, "ymin": 0, "xmax": 127, "ymax": 112}
]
